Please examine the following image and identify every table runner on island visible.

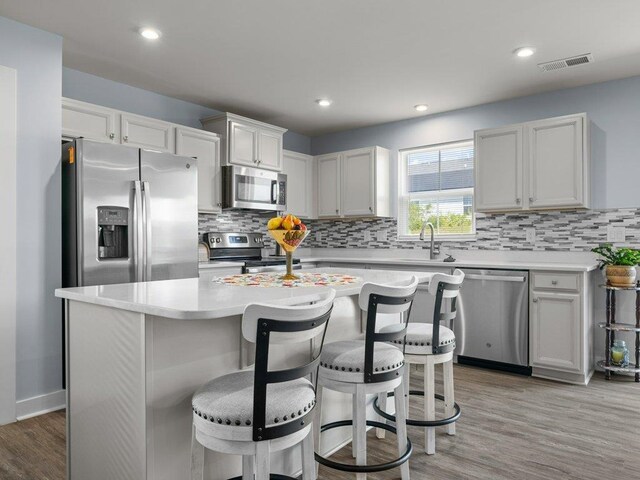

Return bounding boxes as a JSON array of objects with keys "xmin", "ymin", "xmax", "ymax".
[{"xmin": 212, "ymin": 272, "xmax": 361, "ymax": 288}]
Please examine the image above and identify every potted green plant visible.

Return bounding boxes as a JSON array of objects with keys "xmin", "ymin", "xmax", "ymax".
[{"xmin": 592, "ymin": 243, "xmax": 640, "ymax": 287}]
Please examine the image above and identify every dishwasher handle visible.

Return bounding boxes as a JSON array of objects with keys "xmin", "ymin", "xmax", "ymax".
[{"xmin": 465, "ymin": 274, "xmax": 526, "ymax": 283}]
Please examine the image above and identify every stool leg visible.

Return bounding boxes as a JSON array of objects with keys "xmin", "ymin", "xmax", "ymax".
[
  {"xmin": 404, "ymin": 363, "xmax": 410, "ymax": 415},
  {"xmin": 301, "ymin": 425, "xmax": 317, "ymax": 480},
  {"xmin": 242, "ymin": 455, "xmax": 254, "ymax": 480},
  {"xmin": 394, "ymin": 375, "xmax": 410, "ymax": 480},
  {"xmin": 443, "ymin": 359, "xmax": 456, "ymax": 436},
  {"xmin": 255, "ymin": 441, "xmax": 270, "ymax": 480},
  {"xmin": 190, "ymin": 424, "xmax": 204, "ymax": 480},
  {"xmin": 375, "ymin": 392, "xmax": 387, "ymax": 439},
  {"xmin": 313, "ymin": 384, "xmax": 323, "ymax": 475},
  {"xmin": 424, "ymin": 356, "xmax": 436, "ymax": 455},
  {"xmin": 354, "ymin": 384, "xmax": 367, "ymax": 480},
  {"xmin": 351, "ymin": 389, "xmax": 358, "ymax": 458}
]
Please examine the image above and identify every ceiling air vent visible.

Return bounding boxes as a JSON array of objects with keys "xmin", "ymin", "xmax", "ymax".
[{"xmin": 538, "ymin": 53, "xmax": 594, "ymax": 72}]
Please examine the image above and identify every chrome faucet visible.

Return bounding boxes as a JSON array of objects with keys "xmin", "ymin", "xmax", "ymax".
[{"xmin": 419, "ymin": 221, "xmax": 439, "ymax": 260}]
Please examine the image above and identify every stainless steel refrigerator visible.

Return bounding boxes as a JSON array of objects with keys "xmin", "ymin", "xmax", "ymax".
[{"xmin": 62, "ymin": 138, "xmax": 198, "ymax": 288}]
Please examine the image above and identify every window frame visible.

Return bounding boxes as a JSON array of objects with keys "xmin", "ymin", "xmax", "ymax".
[{"xmin": 397, "ymin": 139, "xmax": 476, "ymax": 241}]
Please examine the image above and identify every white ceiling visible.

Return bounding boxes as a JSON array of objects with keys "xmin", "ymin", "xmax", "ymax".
[{"xmin": 2, "ymin": 0, "xmax": 640, "ymax": 135}]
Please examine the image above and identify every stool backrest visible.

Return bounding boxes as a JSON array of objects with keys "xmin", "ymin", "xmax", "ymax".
[
  {"xmin": 360, "ymin": 276, "xmax": 419, "ymax": 383},
  {"xmin": 429, "ymin": 269, "xmax": 464, "ymax": 354},
  {"xmin": 242, "ymin": 290, "xmax": 336, "ymax": 442}
]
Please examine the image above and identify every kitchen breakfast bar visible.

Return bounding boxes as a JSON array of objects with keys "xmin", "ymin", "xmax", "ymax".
[{"xmin": 55, "ymin": 268, "xmax": 432, "ymax": 480}]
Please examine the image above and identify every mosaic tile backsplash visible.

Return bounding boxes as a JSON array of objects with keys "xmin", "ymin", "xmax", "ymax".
[{"xmin": 199, "ymin": 208, "xmax": 640, "ymax": 252}]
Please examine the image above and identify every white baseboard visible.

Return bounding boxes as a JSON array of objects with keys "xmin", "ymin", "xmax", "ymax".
[{"xmin": 16, "ymin": 389, "xmax": 66, "ymax": 421}]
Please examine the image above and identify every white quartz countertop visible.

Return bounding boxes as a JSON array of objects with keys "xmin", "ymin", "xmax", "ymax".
[
  {"xmin": 295, "ymin": 255, "xmax": 598, "ymax": 272},
  {"xmin": 55, "ymin": 268, "xmax": 432, "ymax": 320}
]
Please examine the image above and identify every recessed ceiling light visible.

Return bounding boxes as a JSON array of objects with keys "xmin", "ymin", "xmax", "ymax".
[
  {"xmin": 139, "ymin": 27, "xmax": 161, "ymax": 40},
  {"xmin": 316, "ymin": 99, "xmax": 332, "ymax": 107},
  {"xmin": 514, "ymin": 46, "xmax": 536, "ymax": 58},
  {"xmin": 414, "ymin": 104, "xmax": 429, "ymax": 112}
]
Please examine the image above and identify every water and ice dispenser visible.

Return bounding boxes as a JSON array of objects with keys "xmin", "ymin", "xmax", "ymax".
[{"xmin": 97, "ymin": 207, "xmax": 129, "ymax": 260}]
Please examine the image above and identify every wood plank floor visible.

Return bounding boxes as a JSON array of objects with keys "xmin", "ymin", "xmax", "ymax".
[{"xmin": 1, "ymin": 365, "xmax": 639, "ymax": 479}]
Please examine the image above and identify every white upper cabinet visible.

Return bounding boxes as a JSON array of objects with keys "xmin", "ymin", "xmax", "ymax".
[
  {"xmin": 258, "ymin": 129, "xmax": 283, "ymax": 171},
  {"xmin": 229, "ymin": 121, "xmax": 258, "ymax": 167},
  {"xmin": 201, "ymin": 113, "xmax": 286, "ymax": 172},
  {"xmin": 282, "ymin": 150, "xmax": 314, "ymax": 218},
  {"xmin": 316, "ymin": 146, "xmax": 390, "ymax": 218},
  {"xmin": 176, "ymin": 127, "xmax": 221, "ymax": 213},
  {"xmin": 120, "ymin": 113, "xmax": 175, "ymax": 152},
  {"xmin": 317, "ymin": 153, "xmax": 341, "ymax": 218},
  {"xmin": 474, "ymin": 125, "xmax": 524, "ymax": 212},
  {"xmin": 474, "ymin": 113, "xmax": 589, "ymax": 212},
  {"xmin": 342, "ymin": 148, "xmax": 375, "ymax": 216},
  {"xmin": 62, "ymin": 98, "xmax": 119, "ymax": 143},
  {"xmin": 527, "ymin": 115, "xmax": 587, "ymax": 208}
]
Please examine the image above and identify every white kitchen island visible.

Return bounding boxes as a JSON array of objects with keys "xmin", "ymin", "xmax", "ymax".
[{"xmin": 55, "ymin": 268, "xmax": 432, "ymax": 480}]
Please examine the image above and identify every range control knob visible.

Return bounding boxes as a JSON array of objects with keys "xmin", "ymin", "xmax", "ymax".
[{"xmin": 216, "ymin": 237, "xmax": 222, "ymax": 243}]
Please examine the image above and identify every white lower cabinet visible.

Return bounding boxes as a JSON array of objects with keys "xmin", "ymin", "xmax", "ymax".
[
  {"xmin": 530, "ymin": 291, "xmax": 581, "ymax": 372},
  {"xmin": 176, "ymin": 127, "xmax": 221, "ymax": 213}
]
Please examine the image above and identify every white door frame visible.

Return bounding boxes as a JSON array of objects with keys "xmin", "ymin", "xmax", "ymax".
[{"xmin": 0, "ymin": 64, "xmax": 17, "ymax": 425}]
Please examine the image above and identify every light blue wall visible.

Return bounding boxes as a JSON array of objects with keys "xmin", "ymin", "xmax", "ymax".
[
  {"xmin": 0, "ymin": 16, "xmax": 63, "ymax": 401},
  {"xmin": 62, "ymin": 68, "xmax": 311, "ymax": 154},
  {"xmin": 312, "ymin": 75, "xmax": 640, "ymax": 210}
]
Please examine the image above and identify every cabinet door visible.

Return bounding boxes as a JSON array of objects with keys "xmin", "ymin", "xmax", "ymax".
[
  {"xmin": 283, "ymin": 151, "xmax": 313, "ymax": 218},
  {"xmin": 258, "ymin": 129, "xmax": 283, "ymax": 171},
  {"xmin": 474, "ymin": 125, "xmax": 524, "ymax": 212},
  {"xmin": 121, "ymin": 113, "xmax": 174, "ymax": 152},
  {"xmin": 528, "ymin": 115, "xmax": 585, "ymax": 208},
  {"xmin": 229, "ymin": 121, "xmax": 258, "ymax": 167},
  {"xmin": 530, "ymin": 292, "xmax": 581, "ymax": 372},
  {"xmin": 62, "ymin": 98, "xmax": 118, "ymax": 143},
  {"xmin": 342, "ymin": 148, "xmax": 375, "ymax": 216},
  {"xmin": 317, "ymin": 153, "xmax": 341, "ymax": 217},
  {"xmin": 176, "ymin": 128, "xmax": 221, "ymax": 213}
]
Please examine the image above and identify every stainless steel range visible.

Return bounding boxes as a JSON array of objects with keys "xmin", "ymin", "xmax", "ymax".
[{"xmin": 203, "ymin": 232, "xmax": 301, "ymax": 273}]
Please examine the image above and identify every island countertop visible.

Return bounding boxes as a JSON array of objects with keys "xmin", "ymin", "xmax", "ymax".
[{"xmin": 55, "ymin": 267, "xmax": 432, "ymax": 320}]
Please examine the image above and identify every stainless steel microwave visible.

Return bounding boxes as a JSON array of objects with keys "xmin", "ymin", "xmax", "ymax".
[{"xmin": 222, "ymin": 165, "xmax": 287, "ymax": 211}]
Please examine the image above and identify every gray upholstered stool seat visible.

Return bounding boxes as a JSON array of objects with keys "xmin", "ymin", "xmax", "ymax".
[
  {"xmin": 380, "ymin": 323, "xmax": 456, "ymax": 355},
  {"xmin": 192, "ymin": 370, "xmax": 315, "ymax": 429},
  {"xmin": 319, "ymin": 340, "xmax": 404, "ymax": 382}
]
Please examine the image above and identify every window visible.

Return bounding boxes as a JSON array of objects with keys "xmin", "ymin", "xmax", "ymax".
[{"xmin": 398, "ymin": 140, "xmax": 475, "ymax": 238}]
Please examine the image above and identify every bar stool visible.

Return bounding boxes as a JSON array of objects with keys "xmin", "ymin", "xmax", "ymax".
[
  {"xmin": 375, "ymin": 269, "xmax": 464, "ymax": 455},
  {"xmin": 314, "ymin": 276, "xmax": 419, "ymax": 479},
  {"xmin": 190, "ymin": 290, "xmax": 336, "ymax": 480}
]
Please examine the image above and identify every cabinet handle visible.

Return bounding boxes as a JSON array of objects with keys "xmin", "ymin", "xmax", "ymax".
[
  {"xmin": 217, "ymin": 202, "xmax": 222, "ymax": 207},
  {"xmin": 529, "ymin": 197, "xmax": 535, "ymax": 203},
  {"xmin": 532, "ymin": 298, "xmax": 538, "ymax": 303},
  {"xmin": 123, "ymin": 135, "xmax": 129, "ymax": 142},
  {"xmin": 369, "ymin": 206, "xmax": 373, "ymax": 212},
  {"xmin": 109, "ymin": 133, "xmax": 115, "ymax": 140},
  {"xmin": 336, "ymin": 209, "xmax": 339, "ymax": 214},
  {"xmin": 551, "ymin": 280, "xmax": 558, "ymax": 285},
  {"xmin": 516, "ymin": 198, "xmax": 521, "ymax": 204}
]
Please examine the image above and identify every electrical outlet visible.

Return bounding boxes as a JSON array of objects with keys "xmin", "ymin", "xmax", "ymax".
[
  {"xmin": 363, "ymin": 230, "xmax": 372, "ymax": 242},
  {"xmin": 376, "ymin": 229, "xmax": 387, "ymax": 242},
  {"xmin": 607, "ymin": 225, "xmax": 626, "ymax": 243},
  {"xmin": 315, "ymin": 231, "xmax": 322, "ymax": 243},
  {"xmin": 525, "ymin": 227, "xmax": 536, "ymax": 243}
]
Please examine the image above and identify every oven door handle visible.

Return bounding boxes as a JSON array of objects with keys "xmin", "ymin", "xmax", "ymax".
[{"xmin": 271, "ymin": 180, "xmax": 278, "ymax": 204}]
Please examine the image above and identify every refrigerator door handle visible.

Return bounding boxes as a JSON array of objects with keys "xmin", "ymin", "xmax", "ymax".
[
  {"xmin": 142, "ymin": 181, "xmax": 152, "ymax": 281},
  {"xmin": 133, "ymin": 181, "xmax": 144, "ymax": 282}
]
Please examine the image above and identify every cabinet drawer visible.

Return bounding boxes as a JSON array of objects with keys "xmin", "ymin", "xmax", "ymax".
[{"xmin": 532, "ymin": 272, "xmax": 580, "ymax": 292}]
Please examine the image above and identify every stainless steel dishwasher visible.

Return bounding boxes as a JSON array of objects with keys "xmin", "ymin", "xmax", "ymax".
[{"xmin": 455, "ymin": 268, "xmax": 530, "ymax": 374}]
